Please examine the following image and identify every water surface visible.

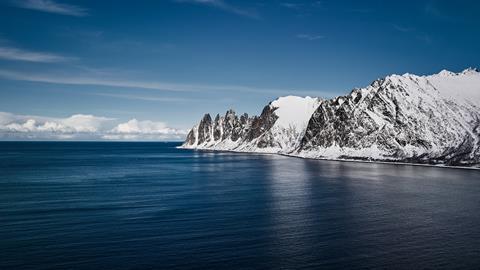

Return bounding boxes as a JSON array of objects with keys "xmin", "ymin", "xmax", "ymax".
[{"xmin": 1, "ymin": 142, "xmax": 479, "ymax": 269}]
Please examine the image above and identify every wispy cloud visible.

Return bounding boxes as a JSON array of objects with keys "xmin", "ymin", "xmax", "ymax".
[
  {"xmin": 424, "ymin": 1, "xmax": 460, "ymax": 22},
  {"xmin": 92, "ymin": 92, "xmax": 234, "ymax": 104},
  {"xmin": 279, "ymin": 1, "xmax": 323, "ymax": 18},
  {"xmin": 174, "ymin": 0, "xmax": 259, "ymax": 19},
  {"xmin": 348, "ymin": 8, "xmax": 373, "ymax": 14},
  {"xmin": 0, "ymin": 45, "xmax": 73, "ymax": 62},
  {"xmin": 93, "ymin": 93, "xmax": 199, "ymax": 102},
  {"xmin": 392, "ymin": 24, "xmax": 414, "ymax": 33},
  {"xmin": 0, "ymin": 69, "xmax": 324, "ymax": 95},
  {"xmin": 281, "ymin": 2, "xmax": 323, "ymax": 10},
  {"xmin": 424, "ymin": 2, "xmax": 444, "ymax": 19},
  {"xmin": 13, "ymin": 0, "xmax": 88, "ymax": 16},
  {"xmin": 280, "ymin": 3, "xmax": 302, "ymax": 10},
  {"xmin": 296, "ymin": 34, "xmax": 324, "ymax": 41},
  {"xmin": 390, "ymin": 23, "xmax": 432, "ymax": 44}
]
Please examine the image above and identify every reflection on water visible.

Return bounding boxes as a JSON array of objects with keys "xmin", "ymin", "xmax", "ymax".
[
  {"xmin": 264, "ymin": 156, "xmax": 316, "ymax": 266},
  {"xmin": 0, "ymin": 142, "xmax": 479, "ymax": 270}
]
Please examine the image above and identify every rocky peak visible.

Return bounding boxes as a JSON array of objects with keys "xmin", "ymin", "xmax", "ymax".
[
  {"xmin": 461, "ymin": 67, "xmax": 479, "ymax": 75},
  {"xmin": 197, "ymin": 113, "xmax": 213, "ymax": 144}
]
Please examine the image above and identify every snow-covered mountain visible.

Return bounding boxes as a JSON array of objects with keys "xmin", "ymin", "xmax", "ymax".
[
  {"xmin": 181, "ymin": 68, "xmax": 480, "ymax": 167},
  {"xmin": 183, "ymin": 96, "xmax": 320, "ymax": 153}
]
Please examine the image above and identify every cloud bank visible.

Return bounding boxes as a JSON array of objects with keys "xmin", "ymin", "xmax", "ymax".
[{"xmin": 0, "ymin": 112, "xmax": 187, "ymax": 141}]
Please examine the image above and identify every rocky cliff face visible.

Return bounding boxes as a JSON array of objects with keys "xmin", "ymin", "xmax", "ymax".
[{"xmin": 181, "ymin": 68, "xmax": 480, "ymax": 167}]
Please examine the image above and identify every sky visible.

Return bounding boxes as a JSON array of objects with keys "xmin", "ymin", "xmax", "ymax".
[{"xmin": 0, "ymin": 0, "xmax": 479, "ymax": 140}]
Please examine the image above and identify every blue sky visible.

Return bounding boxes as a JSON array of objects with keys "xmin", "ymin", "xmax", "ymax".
[{"xmin": 0, "ymin": 0, "xmax": 479, "ymax": 140}]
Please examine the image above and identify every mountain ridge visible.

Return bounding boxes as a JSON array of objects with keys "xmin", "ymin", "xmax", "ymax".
[{"xmin": 181, "ymin": 68, "xmax": 480, "ymax": 168}]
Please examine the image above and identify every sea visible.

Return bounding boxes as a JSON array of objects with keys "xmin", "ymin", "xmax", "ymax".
[{"xmin": 1, "ymin": 142, "xmax": 479, "ymax": 269}]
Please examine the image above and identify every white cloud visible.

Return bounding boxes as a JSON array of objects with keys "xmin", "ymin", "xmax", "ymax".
[
  {"xmin": 112, "ymin": 119, "xmax": 169, "ymax": 134},
  {"xmin": 60, "ymin": 114, "xmax": 112, "ymax": 132},
  {"xmin": 0, "ymin": 112, "xmax": 186, "ymax": 141},
  {"xmin": 105, "ymin": 119, "xmax": 187, "ymax": 140},
  {"xmin": 14, "ymin": 0, "xmax": 88, "ymax": 17},
  {"xmin": 0, "ymin": 46, "xmax": 72, "ymax": 62},
  {"xmin": 0, "ymin": 112, "xmax": 111, "ymax": 133}
]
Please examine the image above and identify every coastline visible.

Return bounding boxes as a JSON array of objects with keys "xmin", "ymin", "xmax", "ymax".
[{"xmin": 177, "ymin": 145, "xmax": 480, "ymax": 171}]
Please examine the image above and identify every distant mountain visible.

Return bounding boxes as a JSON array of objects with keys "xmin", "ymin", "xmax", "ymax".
[{"xmin": 181, "ymin": 68, "xmax": 480, "ymax": 168}]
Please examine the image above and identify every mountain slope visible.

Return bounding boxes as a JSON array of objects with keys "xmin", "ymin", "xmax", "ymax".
[
  {"xmin": 181, "ymin": 68, "xmax": 480, "ymax": 167},
  {"xmin": 183, "ymin": 96, "xmax": 321, "ymax": 153}
]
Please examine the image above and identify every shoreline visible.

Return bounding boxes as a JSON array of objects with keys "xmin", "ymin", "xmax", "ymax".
[{"xmin": 177, "ymin": 146, "xmax": 480, "ymax": 171}]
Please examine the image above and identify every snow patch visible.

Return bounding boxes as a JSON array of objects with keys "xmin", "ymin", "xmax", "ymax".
[{"xmin": 270, "ymin": 95, "xmax": 320, "ymax": 130}]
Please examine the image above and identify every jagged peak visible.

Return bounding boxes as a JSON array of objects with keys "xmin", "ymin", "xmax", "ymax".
[
  {"xmin": 200, "ymin": 113, "xmax": 212, "ymax": 123},
  {"xmin": 370, "ymin": 68, "xmax": 479, "ymax": 88},
  {"xmin": 225, "ymin": 109, "xmax": 236, "ymax": 115},
  {"xmin": 461, "ymin": 67, "xmax": 479, "ymax": 75},
  {"xmin": 382, "ymin": 68, "xmax": 478, "ymax": 81}
]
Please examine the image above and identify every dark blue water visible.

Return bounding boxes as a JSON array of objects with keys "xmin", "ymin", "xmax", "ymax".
[{"xmin": 1, "ymin": 142, "xmax": 479, "ymax": 269}]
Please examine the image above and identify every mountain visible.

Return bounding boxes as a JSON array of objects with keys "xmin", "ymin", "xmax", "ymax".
[{"xmin": 181, "ymin": 68, "xmax": 480, "ymax": 167}]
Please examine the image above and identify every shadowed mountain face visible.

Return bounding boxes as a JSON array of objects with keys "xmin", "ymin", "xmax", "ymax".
[{"xmin": 182, "ymin": 69, "xmax": 480, "ymax": 167}]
